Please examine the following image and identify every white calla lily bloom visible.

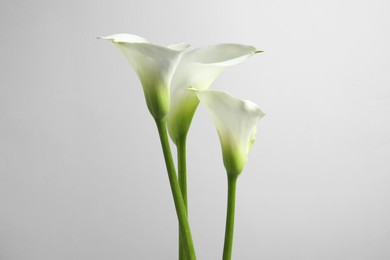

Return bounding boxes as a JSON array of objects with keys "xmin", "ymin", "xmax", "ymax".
[
  {"xmin": 192, "ymin": 89, "xmax": 265, "ymax": 176},
  {"xmin": 168, "ymin": 44, "xmax": 261, "ymax": 143},
  {"xmin": 100, "ymin": 34, "xmax": 189, "ymax": 119}
]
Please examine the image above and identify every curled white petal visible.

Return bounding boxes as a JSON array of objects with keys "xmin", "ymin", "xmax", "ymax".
[
  {"xmin": 100, "ymin": 33, "xmax": 189, "ymax": 119},
  {"xmin": 181, "ymin": 44, "xmax": 259, "ymax": 66},
  {"xmin": 168, "ymin": 43, "xmax": 261, "ymax": 143},
  {"xmin": 192, "ymin": 89, "xmax": 265, "ymax": 176}
]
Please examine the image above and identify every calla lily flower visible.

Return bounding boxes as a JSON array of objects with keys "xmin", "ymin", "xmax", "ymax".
[
  {"xmin": 168, "ymin": 44, "xmax": 261, "ymax": 144},
  {"xmin": 99, "ymin": 34, "xmax": 189, "ymax": 120},
  {"xmin": 192, "ymin": 89, "xmax": 265, "ymax": 176}
]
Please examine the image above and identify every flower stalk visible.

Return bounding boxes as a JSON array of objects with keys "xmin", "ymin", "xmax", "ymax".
[
  {"xmin": 155, "ymin": 118, "xmax": 196, "ymax": 260},
  {"xmin": 222, "ymin": 174, "xmax": 238, "ymax": 260},
  {"xmin": 177, "ymin": 135, "xmax": 188, "ymax": 260}
]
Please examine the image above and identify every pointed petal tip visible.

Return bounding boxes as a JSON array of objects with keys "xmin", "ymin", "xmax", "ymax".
[
  {"xmin": 97, "ymin": 35, "xmax": 116, "ymax": 41},
  {"xmin": 255, "ymin": 50, "xmax": 264, "ymax": 54},
  {"xmin": 97, "ymin": 36, "xmax": 110, "ymax": 41},
  {"xmin": 257, "ymin": 108, "xmax": 266, "ymax": 118},
  {"xmin": 97, "ymin": 34, "xmax": 149, "ymax": 43}
]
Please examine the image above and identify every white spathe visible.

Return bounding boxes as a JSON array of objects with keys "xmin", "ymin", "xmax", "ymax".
[
  {"xmin": 168, "ymin": 44, "xmax": 261, "ymax": 143},
  {"xmin": 193, "ymin": 89, "xmax": 265, "ymax": 176},
  {"xmin": 100, "ymin": 34, "xmax": 189, "ymax": 119}
]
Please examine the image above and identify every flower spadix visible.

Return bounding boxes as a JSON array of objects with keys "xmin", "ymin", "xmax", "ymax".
[
  {"xmin": 99, "ymin": 34, "xmax": 189, "ymax": 120},
  {"xmin": 168, "ymin": 44, "xmax": 262, "ymax": 144},
  {"xmin": 192, "ymin": 89, "xmax": 265, "ymax": 176}
]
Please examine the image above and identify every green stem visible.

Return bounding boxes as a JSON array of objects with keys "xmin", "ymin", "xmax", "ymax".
[
  {"xmin": 154, "ymin": 118, "xmax": 196, "ymax": 260},
  {"xmin": 222, "ymin": 175, "xmax": 238, "ymax": 260},
  {"xmin": 177, "ymin": 137, "xmax": 188, "ymax": 209},
  {"xmin": 177, "ymin": 136, "xmax": 188, "ymax": 260}
]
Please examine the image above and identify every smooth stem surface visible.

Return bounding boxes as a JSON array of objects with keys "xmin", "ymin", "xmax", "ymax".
[
  {"xmin": 177, "ymin": 137, "xmax": 188, "ymax": 260},
  {"xmin": 155, "ymin": 118, "xmax": 196, "ymax": 260},
  {"xmin": 222, "ymin": 175, "xmax": 238, "ymax": 260},
  {"xmin": 177, "ymin": 137, "xmax": 188, "ymax": 208}
]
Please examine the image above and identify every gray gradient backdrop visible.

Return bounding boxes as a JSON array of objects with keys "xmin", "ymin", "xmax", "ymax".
[{"xmin": 1, "ymin": 0, "xmax": 390, "ymax": 259}]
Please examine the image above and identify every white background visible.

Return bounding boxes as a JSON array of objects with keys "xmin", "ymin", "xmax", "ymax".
[{"xmin": 1, "ymin": 0, "xmax": 389, "ymax": 259}]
